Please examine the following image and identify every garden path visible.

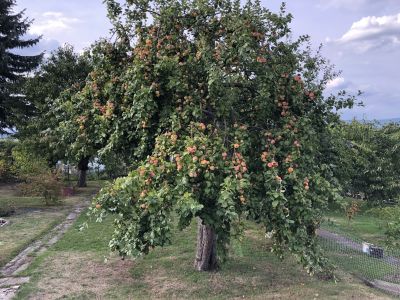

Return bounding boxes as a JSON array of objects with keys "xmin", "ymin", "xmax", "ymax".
[{"xmin": 0, "ymin": 200, "xmax": 89, "ymax": 300}]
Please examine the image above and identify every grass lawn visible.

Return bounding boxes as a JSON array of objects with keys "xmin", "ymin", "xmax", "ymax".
[
  {"xmin": 15, "ymin": 212, "xmax": 393, "ymax": 299},
  {"xmin": 322, "ymin": 209, "xmax": 388, "ymax": 245},
  {"xmin": 320, "ymin": 206, "xmax": 400, "ymax": 285},
  {"xmin": 0, "ymin": 181, "xmax": 104, "ymax": 268}
]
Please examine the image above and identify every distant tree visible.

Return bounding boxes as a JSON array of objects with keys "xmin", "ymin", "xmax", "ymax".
[
  {"xmin": 24, "ymin": 44, "xmax": 91, "ymax": 117},
  {"xmin": 51, "ymin": 41, "xmax": 130, "ymax": 187},
  {"xmin": 336, "ymin": 121, "xmax": 400, "ymax": 205},
  {"xmin": 18, "ymin": 45, "xmax": 92, "ymax": 168},
  {"xmin": 100, "ymin": 152, "xmax": 128, "ymax": 179},
  {"xmin": 0, "ymin": 0, "xmax": 42, "ymax": 132}
]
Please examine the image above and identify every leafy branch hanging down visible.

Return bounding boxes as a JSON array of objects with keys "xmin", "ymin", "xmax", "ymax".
[{"xmin": 76, "ymin": 0, "xmax": 357, "ymax": 273}]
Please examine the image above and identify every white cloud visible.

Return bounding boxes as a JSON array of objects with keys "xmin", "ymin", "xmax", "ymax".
[
  {"xmin": 29, "ymin": 11, "xmax": 80, "ymax": 35},
  {"xmin": 337, "ymin": 13, "xmax": 400, "ymax": 52},
  {"xmin": 326, "ymin": 77, "xmax": 346, "ymax": 90}
]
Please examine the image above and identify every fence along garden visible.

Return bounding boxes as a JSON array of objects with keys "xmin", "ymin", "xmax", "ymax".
[{"xmin": 319, "ymin": 224, "xmax": 400, "ymax": 296}]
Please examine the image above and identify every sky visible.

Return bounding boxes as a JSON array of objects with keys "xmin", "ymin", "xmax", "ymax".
[{"xmin": 14, "ymin": 0, "xmax": 400, "ymax": 120}]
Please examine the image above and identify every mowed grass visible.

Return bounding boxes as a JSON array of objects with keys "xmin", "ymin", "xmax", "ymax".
[
  {"xmin": 15, "ymin": 212, "xmax": 392, "ymax": 299},
  {"xmin": 0, "ymin": 208, "xmax": 65, "ymax": 267},
  {"xmin": 0, "ymin": 181, "xmax": 104, "ymax": 268},
  {"xmin": 322, "ymin": 209, "xmax": 387, "ymax": 245}
]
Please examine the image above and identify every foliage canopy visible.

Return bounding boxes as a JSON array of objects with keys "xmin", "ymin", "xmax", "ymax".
[
  {"xmin": 335, "ymin": 121, "xmax": 400, "ymax": 205},
  {"xmin": 69, "ymin": 0, "xmax": 358, "ymax": 272},
  {"xmin": 18, "ymin": 45, "xmax": 92, "ymax": 166}
]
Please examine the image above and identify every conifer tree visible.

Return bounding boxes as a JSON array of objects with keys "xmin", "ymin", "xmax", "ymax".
[{"xmin": 0, "ymin": 0, "xmax": 42, "ymax": 132}]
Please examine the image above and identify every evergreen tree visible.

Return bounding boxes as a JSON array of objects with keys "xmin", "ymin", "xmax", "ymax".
[{"xmin": 0, "ymin": 0, "xmax": 42, "ymax": 132}]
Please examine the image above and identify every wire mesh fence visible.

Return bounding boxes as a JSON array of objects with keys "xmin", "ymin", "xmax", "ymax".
[{"xmin": 318, "ymin": 224, "xmax": 400, "ymax": 296}]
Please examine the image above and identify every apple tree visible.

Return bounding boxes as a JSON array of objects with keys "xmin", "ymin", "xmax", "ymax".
[
  {"xmin": 89, "ymin": 0, "xmax": 355, "ymax": 272},
  {"xmin": 18, "ymin": 45, "xmax": 92, "ymax": 169},
  {"xmin": 52, "ymin": 40, "xmax": 132, "ymax": 186}
]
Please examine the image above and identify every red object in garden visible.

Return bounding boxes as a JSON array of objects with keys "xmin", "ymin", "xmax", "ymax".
[{"xmin": 62, "ymin": 186, "xmax": 74, "ymax": 197}]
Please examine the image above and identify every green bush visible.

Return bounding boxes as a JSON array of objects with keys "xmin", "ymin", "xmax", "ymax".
[
  {"xmin": 366, "ymin": 206, "xmax": 400, "ymax": 221},
  {"xmin": 385, "ymin": 219, "xmax": 400, "ymax": 249},
  {"xmin": 17, "ymin": 172, "xmax": 63, "ymax": 205},
  {"xmin": 0, "ymin": 201, "xmax": 15, "ymax": 217},
  {"xmin": 365, "ymin": 206, "xmax": 400, "ymax": 249},
  {"xmin": 0, "ymin": 139, "xmax": 17, "ymax": 182},
  {"xmin": 12, "ymin": 146, "xmax": 62, "ymax": 205}
]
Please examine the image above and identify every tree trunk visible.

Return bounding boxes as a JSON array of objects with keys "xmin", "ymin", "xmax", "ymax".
[
  {"xmin": 77, "ymin": 157, "xmax": 90, "ymax": 187},
  {"xmin": 194, "ymin": 219, "xmax": 218, "ymax": 271},
  {"xmin": 77, "ymin": 169, "xmax": 87, "ymax": 187}
]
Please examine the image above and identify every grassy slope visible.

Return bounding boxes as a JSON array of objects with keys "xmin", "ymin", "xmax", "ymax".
[
  {"xmin": 323, "ymin": 212, "xmax": 386, "ymax": 244},
  {"xmin": 320, "ymin": 208, "xmax": 400, "ymax": 285},
  {"xmin": 0, "ymin": 208, "xmax": 65, "ymax": 267},
  {"xmin": 16, "ymin": 212, "xmax": 392, "ymax": 299},
  {"xmin": 322, "ymin": 210, "xmax": 388, "ymax": 245},
  {"xmin": 0, "ymin": 181, "xmax": 104, "ymax": 268}
]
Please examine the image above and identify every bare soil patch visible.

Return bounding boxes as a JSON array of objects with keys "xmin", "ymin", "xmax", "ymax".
[{"xmin": 143, "ymin": 267, "xmax": 197, "ymax": 298}]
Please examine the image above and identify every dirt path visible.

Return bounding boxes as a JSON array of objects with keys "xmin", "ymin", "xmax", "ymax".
[
  {"xmin": 318, "ymin": 229, "xmax": 362, "ymax": 251},
  {"xmin": 318, "ymin": 228, "xmax": 400, "ymax": 296},
  {"xmin": 0, "ymin": 200, "xmax": 89, "ymax": 300}
]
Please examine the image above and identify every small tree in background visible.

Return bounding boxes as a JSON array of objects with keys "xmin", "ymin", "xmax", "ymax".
[
  {"xmin": 52, "ymin": 40, "xmax": 137, "ymax": 187},
  {"xmin": 17, "ymin": 45, "xmax": 92, "ymax": 184},
  {"xmin": 80, "ymin": 0, "xmax": 357, "ymax": 273},
  {"xmin": 100, "ymin": 153, "xmax": 128, "ymax": 179},
  {"xmin": 336, "ymin": 121, "xmax": 400, "ymax": 206}
]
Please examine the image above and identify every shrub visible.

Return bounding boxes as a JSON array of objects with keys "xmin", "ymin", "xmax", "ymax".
[
  {"xmin": 18, "ymin": 171, "xmax": 63, "ymax": 205},
  {"xmin": 0, "ymin": 139, "xmax": 18, "ymax": 182},
  {"xmin": 0, "ymin": 201, "xmax": 15, "ymax": 217},
  {"xmin": 366, "ymin": 206, "xmax": 400, "ymax": 221},
  {"xmin": 12, "ymin": 147, "xmax": 62, "ymax": 205},
  {"xmin": 385, "ymin": 219, "xmax": 400, "ymax": 249}
]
